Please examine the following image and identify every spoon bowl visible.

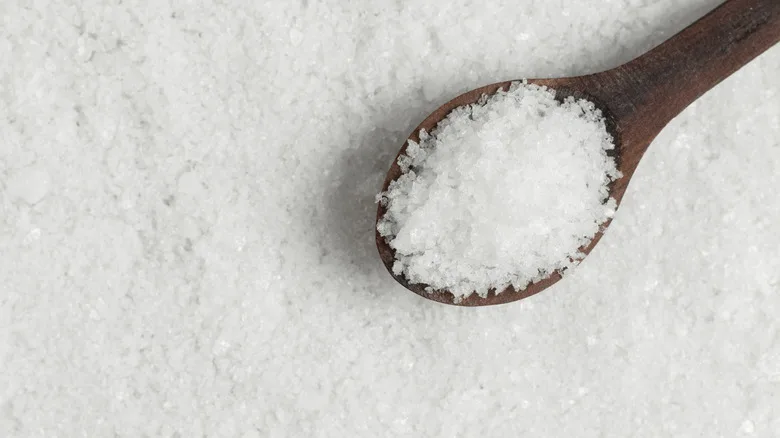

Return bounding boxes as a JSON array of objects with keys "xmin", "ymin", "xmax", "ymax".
[
  {"xmin": 376, "ymin": 79, "xmax": 624, "ymax": 306},
  {"xmin": 376, "ymin": 0, "xmax": 780, "ymax": 306}
]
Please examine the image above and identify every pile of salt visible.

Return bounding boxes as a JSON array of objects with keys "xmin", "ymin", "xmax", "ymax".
[{"xmin": 378, "ymin": 82, "xmax": 620, "ymax": 299}]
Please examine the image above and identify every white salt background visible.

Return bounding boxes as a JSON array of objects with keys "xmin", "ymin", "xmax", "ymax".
[{"xmin": 0, "ymin": 0, "xmax": 778, "ymax": 436}]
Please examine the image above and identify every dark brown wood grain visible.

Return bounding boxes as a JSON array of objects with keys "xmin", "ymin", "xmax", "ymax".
[{"xmin": 376, "ymin": 0, "xmax": 780, "ymax": 306}]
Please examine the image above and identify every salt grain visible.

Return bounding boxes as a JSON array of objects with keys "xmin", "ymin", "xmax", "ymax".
[
  {"xmin": 378, "ymin": 82, "xmax": 619, "ymax": 298},
  {"xmin": 5, "ymin": 165, "xmax": 51, "ymax": 205}
]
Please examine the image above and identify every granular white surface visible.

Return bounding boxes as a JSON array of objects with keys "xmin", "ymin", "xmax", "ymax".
[
  {"xmin": 378, "ymin": 82, "xmax": 619, "ymax": 298},
  {"xmin": 1, "ymin": 0, "xmax": 779, "ymax": 436}
]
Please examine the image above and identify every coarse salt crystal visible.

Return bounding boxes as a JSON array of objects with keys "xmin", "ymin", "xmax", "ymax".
[{"xmin": 5, "ymin": 165, "xmax": 51, "ymax": 205}]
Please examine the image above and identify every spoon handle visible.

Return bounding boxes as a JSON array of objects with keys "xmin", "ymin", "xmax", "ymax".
[{"xmin": 605, "ymin": 0, "xmax": 779, "ymax": 150}]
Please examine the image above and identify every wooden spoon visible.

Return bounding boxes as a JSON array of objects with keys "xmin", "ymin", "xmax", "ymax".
[{"xmin": 376, "ymin": 0, "xmax": 780, "ymax": 306}]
